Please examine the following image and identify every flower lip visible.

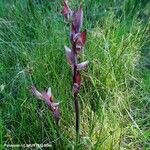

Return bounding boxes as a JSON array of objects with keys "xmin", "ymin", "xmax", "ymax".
[
  {"xmin": 70, "ymin": 29, "xmax": 87, "ymax": 54},
  {"xmin": 76, "ymin": 45, "xmax": 82, "ymax": 49}
]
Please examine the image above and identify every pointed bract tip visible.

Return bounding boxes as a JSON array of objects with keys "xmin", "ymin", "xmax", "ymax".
[
  {"xmin": 61, "ymin": 0, "xmax": 70, "ymax": 17},
  {"xmin": 64, "ymin": 45, "xmax": 71, "ymax": 52},
  {"xmin": 31, "ymin": 85, "xmax": 43, "ymax": 100},
  {"xmin": 51, "ymin": 102, "xmax": 59, "ymax": 107},
  {"xmin": 46, "ymin": 87, "xmax": 52, "ymax": 98},
  {"xmin": 64, "ymin": 45, "xmax": 75, "ymax": 65},
  {"xmin": 77, "ymin": 61, "xmax": 89, "ymax": 70}
]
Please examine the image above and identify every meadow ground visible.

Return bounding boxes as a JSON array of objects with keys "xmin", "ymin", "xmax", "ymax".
[{"xmin": 0, "ymin": 0, "xmax": 150, "ymax": 149}]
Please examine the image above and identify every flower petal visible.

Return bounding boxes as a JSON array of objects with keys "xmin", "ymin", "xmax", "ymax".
[
  {"xmin": 64, "ymin": 45, "xmax": 75, "ymax": 65},
  {"xmin": 41, "ymin": 91, "xmax": 50, "ymax": 102},
  {"xmin": 72, "ymin": 30, "xmax": 86, "ymax": 54},
  {"xmin": 61, "ymin": 0, "xmax": 70, "ymax": 15},
  {"xmin": 31, "ymin": 86, "xmax": 43, "ymax": 100},
  {"xmin": 61, "ymin": 0, "xmax": 73, "ymax": 21},
  {"xmin": 70, "ymin": 23, "xmax": 77, "ymax": 42},
  {"xmin": 51, "ymin": 102, "xmax": 59, "ymax": 108},
  {"xmin": 77, "ymin": 61, "xmax": 89, "ymax": 70},
  {"xmin": 73, "ymin": 4, "xmax": 83, "ymax": 33},
  {"xmin": 46, "ymin": 87, "xmax": 52, "ymax": 98},
  {"xmin": 31, "ymin": 86, "xmax": 60, "ymax": 123}
]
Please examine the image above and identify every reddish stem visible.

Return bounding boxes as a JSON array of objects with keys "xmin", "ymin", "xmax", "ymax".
[
  {"xmin": 73, "ymin": 52, "xmax": 80, "ymax": 142},
  {"xmin": 74, "ymin": 93, "xmax": 79, "ymax": 142}
]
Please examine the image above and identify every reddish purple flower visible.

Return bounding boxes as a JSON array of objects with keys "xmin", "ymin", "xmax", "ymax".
[
  {"xmin": 61, "ymin": 0, "xmax": 73, "ymax": 21},
  {"xmin": 72, "ymin": 61, "xmax": 89, "ymax": 94},
  {"xmin": 74, "ymin": 29, "xmax": 86, "ymax": 54},
  {"xmin": 72, "ymin": 69, "xmax": 81, "ymax": 94},
  {"xmin": 64, "ymin": 45, "xmax": 89, "ymax": 70},
  {"xmin": 61, "ymin": 1, "xmax": 85, "ymax": 54},
  {"xmin": 64, "ymin": 45, "xmax": 89, "ymax": 94},
  {"xmin": 70, "ymin": 27, "xmax": 87, "ymax": 54},
  {"xmin": 72, "ymin": 4, "xmax": 83, "ymax": 33},
  {"xmin": 31, "ymin": 86, "xmax": 60, "ymax": 122},
  {"xmin": 61, "ymin": 1, "xmax": 83, "ymax": 31},
  {"xmin": 64, "ymin": 45, "xmax": 76, "ymax": 66},
  {"xmin": 76, "ymin": 61, "xmax": 89, "ymax": 70}
]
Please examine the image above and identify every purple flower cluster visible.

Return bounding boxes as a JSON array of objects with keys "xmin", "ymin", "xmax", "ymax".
[
  {"xmin": 62, "ymin": 0, "xmax": 89, "ymax": 94},
  {"xmin": 62, "ymin": 0, "xmax": 89, "ymax": 138}
]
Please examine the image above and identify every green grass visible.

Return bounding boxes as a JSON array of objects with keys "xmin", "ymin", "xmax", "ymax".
[{"xmin": 0, "ymin": 0, "xmax": 150, "ymax": 149}]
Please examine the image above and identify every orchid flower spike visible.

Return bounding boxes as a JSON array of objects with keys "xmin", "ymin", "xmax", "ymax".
[
  {"xmin": 61, "ymin": 1, "xmax": 83, "ymax": 28},
  {"xmin": 31, "ymin": 86, "xmax": 60, "ymax": 122}
]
